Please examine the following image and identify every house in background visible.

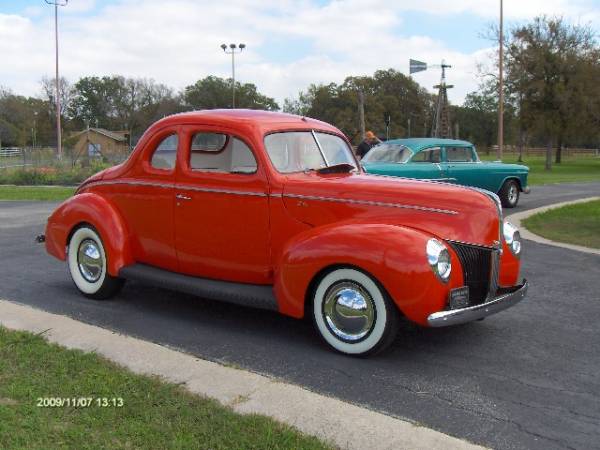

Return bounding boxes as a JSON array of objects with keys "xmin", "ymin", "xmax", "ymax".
[{"xmin": 70, "ymin": 128, "xmax": 130, "ymax": 163}]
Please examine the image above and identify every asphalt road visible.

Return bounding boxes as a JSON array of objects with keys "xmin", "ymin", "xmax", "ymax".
[{"xmin": 1, "ymin": 181, "xmax": 599, "ymax": 450}]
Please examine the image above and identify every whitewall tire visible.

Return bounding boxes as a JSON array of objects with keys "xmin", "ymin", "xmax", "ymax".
[
  {"xmin": 68, "ymin": 226, "xmax": 124, "ymax": 300},
  {"xmin": 312, "ymin": 268, "xmax": 398, "ymax": 356}
]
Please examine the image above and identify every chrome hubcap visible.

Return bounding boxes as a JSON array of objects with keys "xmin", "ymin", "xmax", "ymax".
[
  {"xmin": 323, "ymin": 282, "xmax": 375, "ymax": 342},
  {"xmin": 77, "ymin": 239, "xmax": 102, "ymax": 283},
  {"xmin": 508, "ymin": 185, "xmax": 517, "ymax": 203}
]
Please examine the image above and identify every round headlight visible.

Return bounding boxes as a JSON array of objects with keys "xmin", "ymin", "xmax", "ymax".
[
  {"xmin": 503, "ymin": 221, "xmax": 522, "ymax": 256},
  {"xmin": 426, "ymin": 239, "xmax": 451, "ymax": 282}
]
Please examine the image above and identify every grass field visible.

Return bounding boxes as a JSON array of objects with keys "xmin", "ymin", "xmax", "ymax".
[
  {"xmin": 523, "ymin": 199, "xmax": 600, "ymax": 249},
  {"xmin": 479, "ymin": 154, "xmax": 600, "ymax": 185},
  {"xmin": 0, "ymin": 326, "xmax": 331, "ymax": 450},
  {"xmin": 0, "ymin": 185, "xmax": 75, "ymax": 201}
]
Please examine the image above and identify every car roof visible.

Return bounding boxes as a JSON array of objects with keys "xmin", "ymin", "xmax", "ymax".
[
  {"xmin": 150, "ymin": 109, "xmax": 341, "ymax": 134},
  {"xmin": 385, "ymin": 138, "xmax": 473, "ymax": 152}
]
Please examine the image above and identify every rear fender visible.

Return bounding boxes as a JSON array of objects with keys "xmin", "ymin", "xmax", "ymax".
[
  {"xmin": 274, "ymin": 222, "xmax": 464, "ymax": 325},
  {"xmin": 45, "ymin": 193, "xmax": 133, "ymax": 276}
]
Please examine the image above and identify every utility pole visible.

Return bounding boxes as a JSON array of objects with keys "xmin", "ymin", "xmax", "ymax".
[
  {"xmin": 221, "ymin": 43, "xmax": 245, "ymax": 108},
  {"xmin": 497, "ymin": 0, "xmax": 504, "ymax": 160},
  {"xmin": 45, "ymin": 0, "xmax": 68, "ymax": 160}
]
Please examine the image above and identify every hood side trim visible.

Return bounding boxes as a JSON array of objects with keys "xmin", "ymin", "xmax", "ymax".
[{"xmin": 281, "ymin": 193, "xmax": 458, "ymax": 215}]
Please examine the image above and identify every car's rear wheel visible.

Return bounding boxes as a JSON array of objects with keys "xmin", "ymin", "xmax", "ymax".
[
  {"xmin": 68, "ymin": 226, "xmax": 124, "ymax": 300},
  {"xmin": 499, "ymin": 179, "xmax": 520, "ymax": 208},
  {"xmin": 312, "ymin": 268, "xmax": 398, "ymax": 356}
]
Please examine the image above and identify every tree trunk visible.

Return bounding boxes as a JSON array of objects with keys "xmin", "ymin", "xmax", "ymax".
[
  {"xmin": 555, "ymin": 137, "xmax": 562, "ymax": 164},
  {"xmin": 517, "ymin": 127, "xmax": 524, "ymax": 163},
  {"xmin": 357, "ymin": 90, "xmax": 365, "ymax": 140},
  {"xmin": 545, "ymin": 139, "xmax": 553, "ymax": 171}
]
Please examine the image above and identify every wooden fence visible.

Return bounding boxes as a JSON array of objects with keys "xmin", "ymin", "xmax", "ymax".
[{"xmin": 483, "ymin": 146, "xmax": 599, "ymax": 157}]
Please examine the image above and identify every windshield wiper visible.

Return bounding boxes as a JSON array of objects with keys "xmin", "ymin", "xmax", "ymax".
[{"xmin": 316, "ymin": 163, "xmax": 356, "ymax": 174}]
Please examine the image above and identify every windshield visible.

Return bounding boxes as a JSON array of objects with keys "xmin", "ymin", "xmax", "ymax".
[
  {"xmin": 264, "ymin": 131, "xmax": 357, "ymax": 174},
  {"xmin": 362, "ymin": 144, "xmax": 413, "ymax": 164}
]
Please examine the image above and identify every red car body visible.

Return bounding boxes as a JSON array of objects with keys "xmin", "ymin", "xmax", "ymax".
[{"xmin": 44, "ymin": 110, "xmax": 527, "ymax": 355}]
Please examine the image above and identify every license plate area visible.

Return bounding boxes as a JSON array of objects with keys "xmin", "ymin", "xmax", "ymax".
[{"xmin": 448, "ymin": 286, "xmax": 470, "ymax": 310}]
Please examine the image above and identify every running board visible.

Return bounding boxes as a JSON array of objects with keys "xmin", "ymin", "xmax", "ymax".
[{"xmin": 119, "ymin": 264, "xmax": 278, "ymax": 311}]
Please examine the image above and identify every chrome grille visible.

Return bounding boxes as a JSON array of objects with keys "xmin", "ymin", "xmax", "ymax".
[
  {"xmin": 448, "ymin": 242, "xmax": 499, "ymax": 305},
  {"xmin": 487, "ymin": 250, "xmax": 500, "ymax": 301}
]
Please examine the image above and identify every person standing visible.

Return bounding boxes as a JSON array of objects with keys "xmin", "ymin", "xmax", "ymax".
[{"xmin": 356, "ymin": 131, "xmax": 380, "ymax": 159}]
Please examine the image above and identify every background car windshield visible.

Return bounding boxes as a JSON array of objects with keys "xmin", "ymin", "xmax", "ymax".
[
  {"xmin": 264, "ymin": 131, "xmax": 356, "ymax": 173},
  {"xmin": 362, "ymin": 144, "xmax": 412, "ymax": 163}
]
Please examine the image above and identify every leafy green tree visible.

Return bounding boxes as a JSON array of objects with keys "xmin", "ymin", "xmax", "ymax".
[
  {"xmin": 183, "ymin": 76, "xmax": 278, "ymax": 111},
  {"xmin": 505, "ymin": 16, "xmax": 599, "ymax": 168},
  {"xmin": 284, "ymin": 69, "xmax": 434, "ymax": 144}
]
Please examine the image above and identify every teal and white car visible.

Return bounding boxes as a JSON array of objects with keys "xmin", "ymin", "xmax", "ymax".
[{"xmin": 362, "ymin": 138, "xmax": 530, "ymax": 208}]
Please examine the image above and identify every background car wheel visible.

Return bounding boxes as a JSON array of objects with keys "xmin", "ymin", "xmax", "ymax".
[
  {"xmin": 499, "ymin": 179, "xmax": 520, "ymax": 208},
  {"xmin": 68, "ymin": 226, "xmax": 124, "ymax": 300},
  {"xmin": 312, "ymin": 268, "xmax": 398, "ymax": 356}
]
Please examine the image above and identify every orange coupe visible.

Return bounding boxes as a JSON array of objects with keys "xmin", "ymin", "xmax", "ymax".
[{"xmin": 43, "ymin": 110, "xmax": 527, "ymax": 355}]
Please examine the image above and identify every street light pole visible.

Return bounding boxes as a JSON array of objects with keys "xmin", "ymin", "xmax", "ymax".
[
  {"xmin": 45, "ymin": 0, "xmax": 68, "ymax": 160},
  {"xmin": 221, "ymin": 43, "xmax": 245, "ymax": 108},
  {"xmin": 497, "ymin": 0, "xmax": 504, "ymax": 160}
]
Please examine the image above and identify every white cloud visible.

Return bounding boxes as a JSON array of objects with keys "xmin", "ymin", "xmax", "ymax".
[{"xmin": 0, "ymin": 0, "xmax": 596, "ymax": 108}]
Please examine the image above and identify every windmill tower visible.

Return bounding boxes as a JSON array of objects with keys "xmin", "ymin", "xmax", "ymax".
[{"xmin": 409, "ymin": 59, "xmax": 454, "ymax": 138}]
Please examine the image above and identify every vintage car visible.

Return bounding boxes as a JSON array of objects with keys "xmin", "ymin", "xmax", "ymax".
[
  {"xmin": 361, "ymin": 138, "xmax": 530, "ymax": 208},
  {"xmin": 43, "ymin": 110, "xmax": 528, "ymax": 356}
]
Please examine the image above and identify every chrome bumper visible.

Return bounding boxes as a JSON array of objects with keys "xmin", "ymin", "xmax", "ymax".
[{"xmin": 427, "ymin": 280, "xmax": 528, "ymax": 327}]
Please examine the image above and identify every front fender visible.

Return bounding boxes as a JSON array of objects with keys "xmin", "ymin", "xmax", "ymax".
[
  {"xmin": 45, "ymin": 193, "xmax": 133, "ymax": 276},
  {"xmin": 274, "ymin": 222, "xmax": 464, "ymax": 325}
]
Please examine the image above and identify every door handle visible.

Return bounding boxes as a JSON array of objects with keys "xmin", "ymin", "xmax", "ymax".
[{"xmin": 176, "ymin": 194, "xmax": 192, "ymax": 201}]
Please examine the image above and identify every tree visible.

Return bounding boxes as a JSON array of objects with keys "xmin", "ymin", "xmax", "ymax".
[
  {"xmin": 68, "ymin": 76, "xmax": 177, "ymax": 143},
  {"xmin": 283, "ymin": 69, "xmax": 435, "ymax": 144},
  {"xmin": 183, "ymin": 76, "xmax": 278, "ymax": 111},
  {"xmin": 505, "ymin": 17, "xmax": 599, "ymax": 168}
]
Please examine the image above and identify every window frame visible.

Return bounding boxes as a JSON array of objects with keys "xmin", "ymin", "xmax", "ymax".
[
  {"xmin": 409, "ymin": 147, "xmax": 441, "ymax": 164},
  {"xmin": 182, "ymin": 128, "xmax": 260, "ymax": 176},
  {"xmin": 263, "ymin": 129, "xmax": 358, "ymax": 174},
  {"xmin": 444, "ymin": 146, "xmax": 476, "ymax": 163},
  {"xmin": 146, "ymin": 130, "xmax": 179, "ymax": 173}
]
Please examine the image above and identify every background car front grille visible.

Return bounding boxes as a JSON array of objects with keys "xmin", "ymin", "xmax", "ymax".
[{"xmin": 448, "ymin": 242, "xmax": 497, "ymax": 305}]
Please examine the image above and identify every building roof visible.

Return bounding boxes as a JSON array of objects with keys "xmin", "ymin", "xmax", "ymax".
[{"xmin": 71, "ymin": 128, "xmax": 128, "ymax": 142}]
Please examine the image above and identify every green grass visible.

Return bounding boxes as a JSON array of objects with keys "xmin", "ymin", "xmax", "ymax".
[
  {"xmin": 479, "ymin": 154, "xmax": 600, "ymax": 185},
  {"xmin": 0, "ymin": 185, "xmax": 75, "ymax": 201},
  {"xmin": 523, "ymin": 199, "xmax": 600, "ymax": 249},
  {"xmin": 0, "ymin": 326, "xmax": 332, "ymax": 450}
]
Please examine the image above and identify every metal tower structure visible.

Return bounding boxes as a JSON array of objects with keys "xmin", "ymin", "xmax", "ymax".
[
  {"xmin": 432, "ymin": 61, "xmax": 453, "ymax": 138},
  {"xmin": 409, "ymin": 59, "xmax": 453, "ymax": 138}
]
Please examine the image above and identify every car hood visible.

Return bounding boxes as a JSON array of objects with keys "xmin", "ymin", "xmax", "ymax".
[{"xmin": 281, "ymin": 171, "xmax": 502, "ymax": 247}]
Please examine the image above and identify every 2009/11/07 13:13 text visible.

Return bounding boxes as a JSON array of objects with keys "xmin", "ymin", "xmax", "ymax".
[{"xmin": 36, "ymin": 397, "xmax": 124, "ymax": 408}]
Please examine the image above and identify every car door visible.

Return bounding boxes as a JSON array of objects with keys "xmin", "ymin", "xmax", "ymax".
[
  {"xmin": 443, "ymin": 146, "xmax": 481, "ymax": 186},
  {"xmin": 106, "ymin": 127, "xmax": 179, "ymax": 272},
  {"xmin": 174, "ymin": 126, "xmax": 271, "ymax": 284},
  {"xmin": 406, "ymin": 147, "xmax": 445, "ymax": 180}
]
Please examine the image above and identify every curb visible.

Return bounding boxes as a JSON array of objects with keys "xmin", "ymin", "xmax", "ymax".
[
  {"xmin": 507, "ymin": 197, "xmax": 600, "ymax": 255},
  {"xmin": 0, "ymin": 299, "xmax": 486, "ymax": 450}
]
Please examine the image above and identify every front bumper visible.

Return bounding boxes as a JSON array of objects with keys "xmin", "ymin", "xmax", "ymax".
[
  {"xmin": 427, "ymin": 280, "xmax": 528, "ymax": 327},
  {"xmin": 523, "ymin": 186, "xmax": 531, "ymax": 194}
]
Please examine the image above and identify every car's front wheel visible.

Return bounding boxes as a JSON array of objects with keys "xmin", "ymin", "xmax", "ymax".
[
  {"xmin": 68, "ymin": 226, "xmax": 124, "ymax": 300},
  {"xmin": 312, "ymin": 268, "xmax": 399, "ymax": 356},
  {"xmin": 499, "ymin": 179, "xmax": 520, "ymax": 208}
]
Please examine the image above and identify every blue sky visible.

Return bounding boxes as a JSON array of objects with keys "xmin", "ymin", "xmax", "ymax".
[{"xmin": 1, "ymin": 0, "xmax": 599, "ymax": 106}]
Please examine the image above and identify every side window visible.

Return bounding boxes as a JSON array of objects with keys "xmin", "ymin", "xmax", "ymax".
[
  {"xmin": 446, "ymin": 147, "xmax": 474, "ymax": 162},
  {"xmin": 190, "ymin": 132, "xmax": 257, "ymax": 174},
  {"xmin": 150, "ymin": 134, "xmax": 178, "ymax": 170},
  {"xmin": 411, "ymin": 147, "xmax": 440, "ymax": 163}
]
